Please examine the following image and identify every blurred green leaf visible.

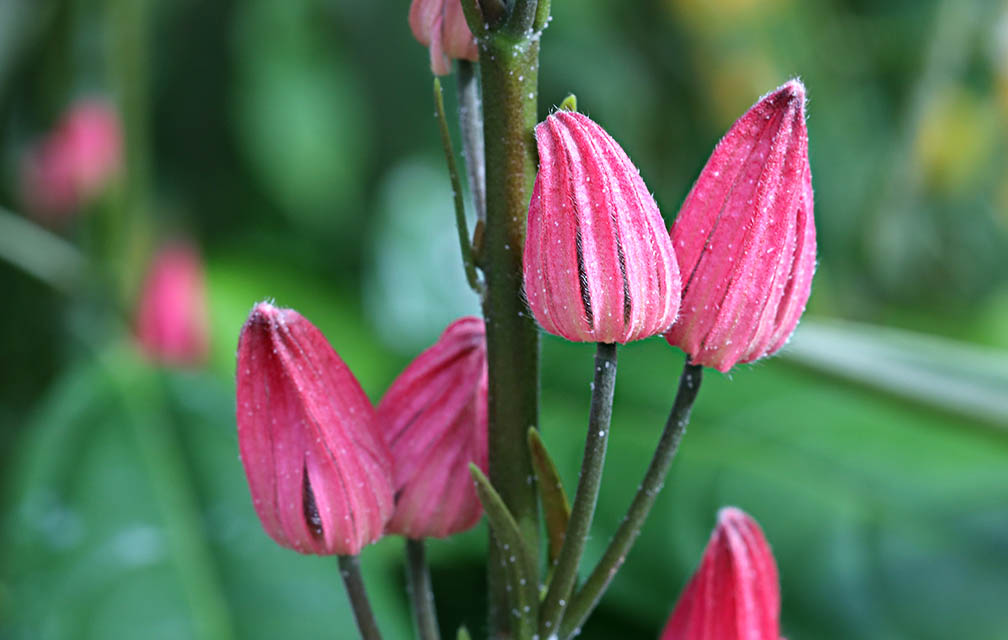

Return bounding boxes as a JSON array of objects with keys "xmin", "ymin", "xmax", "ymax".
[
  {"xmin": 363, "ymin": 156, "xmax": 482, "ymax": 355},
  {"xmin": 232, "ymin": 0, "xmax": 370, "ymax": 228},
  {"xmin": 783, "ymin": 318, "xmax": 1008, "ymax": 427}
]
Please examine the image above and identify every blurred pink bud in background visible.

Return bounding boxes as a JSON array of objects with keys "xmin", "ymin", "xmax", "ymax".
[
  {"xmin": 236, "ymin": 303, "xmax": 394, "ymax": 555},
  {"xmin": 661, "ymin": 507, "xmax": 782, "ymax": 640},
  {"xmin": 378, "ymin": 316, "xmax": 488, "ymax": 539},
  {"xmin": 666, "ymin": 80, "xmax": 815, "ymax": 372},
  {"xmin": 524, "ymin": 110, "xmax": 681, "ymax": 344},
  {"xmin": 135, "ymin": 243, "xmax": 210, "ymax": 365},
  {"xmin": 409, "ymin": 0, "xmax": 479, "ymax": 75},
  {"xmin": 20, "ymin": 99, "xmax": 122, "ymax": 222}
]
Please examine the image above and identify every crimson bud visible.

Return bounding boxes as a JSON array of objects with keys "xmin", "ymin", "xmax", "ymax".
[
  {"xmin": 377, "ymin": 317, "xmax": 488, "ymax": 539},
  {"xmin": 236, "ymin": 303, "xmax": 394, "ymax": 555},
  {"xmin": 524, "ymin": 110, "xmax": 681, "ymax": 344},
  {"xmin": 666, "ymin": 80, "xmax": 816, "ymax": 371}
]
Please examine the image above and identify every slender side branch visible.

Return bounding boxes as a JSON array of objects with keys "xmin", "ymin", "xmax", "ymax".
[
  {"xmin": 559, "ymin": 361, "xmax": 704, "ymax": 639},
  {"xmin": 457, "ymin": 61, "xmax": 486, "ymax": 224},
  {"xmin": 433, "ymin": 78, "xmax": 483, "ymax": 295},
  {"xmin": 339, "ymin": 555, "xmax": 384, "ymax": 640},
  {"xmin": 406, "ymin": 539, "xmax": 442, "ymax": 640},
  {"xmin": 538, "ymin": 343, "xmax": 618, "ymax": 637},
  {"xmin": 533, "ymin": 0, "xmax": 552, "ymax": 33},
  {"xmin": 0, "ymin": 207, "xmax": 86, "ymax": 294},
  {"xmin": 506, "ymin": 0, "xmax": 540, "ymax": 36},
  {"xmin": 459, "ymin": 0, "xmax": 504, "ymax": 35}
]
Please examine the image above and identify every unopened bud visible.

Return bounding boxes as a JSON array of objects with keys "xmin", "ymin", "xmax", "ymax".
[
  {"xmin": 524, "ymin": 110, "xmax": 681, "ymax": 344},
  {"xmin": 236, "ymin": 303, "xmax": 394, "ymax": 555},
  {"xmin": 662, "ymin": 507, "xmax": 782, "ymax": 640},
  {"xmin": 666, "ymin": 80, "xmax": 816, "ymax": 372},
  {"xmin": 378, "ymin": 317, "xmax": 488, "ymax": 539},
  {"xmin": 135, "ymin": 242, "xmax": 210, "ymax": 365}
]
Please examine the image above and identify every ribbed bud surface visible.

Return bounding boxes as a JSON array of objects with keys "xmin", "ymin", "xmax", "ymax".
[
  {"xmin": 524, "ymin": 111, "xmax": 681, "ymax": 344},
  {"xmin": 378, "ymin": 317, "xmax": 488, "ymax": 539},
  {"xmin": 661, "ymin": 507, "xmax": 782, "ymax": 640},
  {"xmin": 666, "ymin": 80, "xmax": 816, "ymax": 371},
  {"xmin": 236, "ymin": 302, "xmax": 394, "ymax": 555},
  {"xmin": 409, "ymin": 0, "xmax": 479, "ymax": 76}
]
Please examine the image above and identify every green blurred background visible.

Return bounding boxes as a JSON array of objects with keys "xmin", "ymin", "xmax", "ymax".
[{"xmin": 2, "ymin": 0, "xmax": 1007, "ymax": 638}]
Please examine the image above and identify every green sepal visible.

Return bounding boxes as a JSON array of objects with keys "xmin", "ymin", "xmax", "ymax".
[
  {"xmin": 527, "ymin": 428, "xmax": 571, "ymax": 569},
  {"xmin": 469, "ymin": 464, "xmax": 539, "ymax": 638}
]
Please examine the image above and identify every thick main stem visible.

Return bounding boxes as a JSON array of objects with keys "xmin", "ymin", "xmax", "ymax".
[
  {"xmin": 405, "ymin": 539, "xmax": 442, "ymax": 640},
  {"xmin": 339, "ymin": 555, "xmax": 383, "ymax": 640},
  {"xmin": 477, "ymin": 29, "xmax": 542, "ymax": 640},
  {"xmin": 559, "ymin": 361, "xmax": 703, "ymax": 639},
  {"xmin": 539, "ymin": 343, "xmax": 618, "ymax": 637}
]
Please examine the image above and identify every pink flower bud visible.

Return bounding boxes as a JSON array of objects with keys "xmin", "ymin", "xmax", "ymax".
[
  {"xmin": 666, "ymin": 80, "xmax": 816, "ymax": 372},
  {"xmin": 377, "ymin": 317, "xmax": 488, "ymax": 539},
  {"xmin": 409, "ymin": 0, "xmax": 479, "ymax": 76},
  {"xmin": 134, "ymin": 243, "xmax": 210, "ymax": 365},
  {"xmin": 20, "ymin": 99, "xmax": 122, "ymax": 222},
  {"xmin": 661, "ymin": 507, "xmax": 782, "ymax": 640},
  {"xmin": 524, "ymin": 111, "xmax": 681, "ymax": 344},
  {"xmin": 236, "ymin": 303, "xmax": 394, "ymax": 555}
]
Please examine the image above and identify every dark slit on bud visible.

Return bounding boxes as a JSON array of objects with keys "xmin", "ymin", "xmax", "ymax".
[
  {"xmin": 575, "ymin": 221, "xmax": 594, "ymax": 327},
  {"xmin": 302, "ymin": 464, "xmax": 325, "ymax": 541},
  {"xmin": 613, "ymin": 217, "xmax": 632, "ymax": 325}
]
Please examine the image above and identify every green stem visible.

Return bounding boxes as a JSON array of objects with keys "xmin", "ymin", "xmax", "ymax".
[
  {"xmin": 456, "ymin": 61, "xmax": 486, "ymax": 223},
  {"xmin": 406, "ymin": 539, "xmax": 442, "ymax": 640},
  {"xmin": 461, "ymin": 0, "xmax": 505, "ymax": 31},
  {"xmin": 339, "ymin": 555, "xmax": 384, "ymax": 640},
  {"xmin": 476, "ymin": 19, "xmax": 544, "ymax": 640},
  {"xmin": 0, "ymin": 207, "xmax": 86, "ymax": 294},
  {"xmin": 533, "ymin": 0, "xmax": 552, "ymax": 32},
  {"xmin": 559, "ymin": 361, "xmax": 703, "ymax": 639},
  {"xmin": 505, "ymin": 0, "xmax": 540, "ymax": 36},
  {"xmin": 104, "ymin": 0, "xmax": 153, "ymax": 301},
  {"xmin": 433, "ymin": 77, "xmax": 482, "ymax": 295},
  {"xmin": 539, "ymin": 343, "xmax": 617, "ymax": 637}
]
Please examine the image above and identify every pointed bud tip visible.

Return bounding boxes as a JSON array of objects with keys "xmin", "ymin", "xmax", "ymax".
[
  {"xmin": 247, "ymin": 301, "xmax": 281, "ymax": 325},
  {"xmin": 769, "ymin": 79, "xmax": 807, "ymax": 116},
  {"xmin": 779, "ymin": 78, "xmax": 805, "ymax": 100},
  {"xmin": 717, "ymin": 505, "xmax": 744, "ymax": 520},
  {"xmin": 716, "ymin": 506, "xmax": 750, "ymax": 529}
]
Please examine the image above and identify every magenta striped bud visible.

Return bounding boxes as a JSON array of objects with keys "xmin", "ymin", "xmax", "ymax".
[
  {"xmin": 409, "ymin": 0, "xmax": 479, "ymax": 76},
  {"xmin": 661, "ymin": 507, "xmax": 782, "ymax": 640},
  {"xmin": 524, "ymin": 111, "xmax": 681, "ymax": 344},
  {"xmin": 236, "ymin": 302, "xmax": 394, "ymax": 555},
  {"xmin": 377, "ymin": 317, "xmax": 488, "ymax": 539},
  {"xmin": 666, "ymin": 80, "xmax": 816, "ymax": 372}
]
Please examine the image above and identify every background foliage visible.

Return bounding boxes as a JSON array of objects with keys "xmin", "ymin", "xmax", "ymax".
[{"xmin": 1, "ymin": 0, "xmax": 1007, "ymax": 638}]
